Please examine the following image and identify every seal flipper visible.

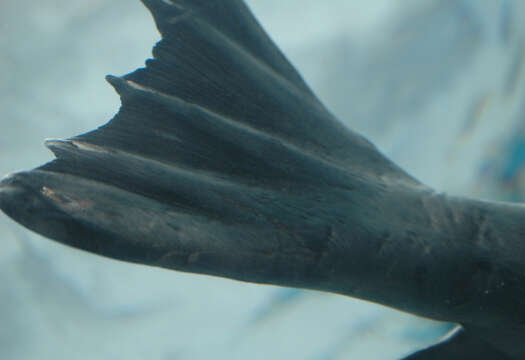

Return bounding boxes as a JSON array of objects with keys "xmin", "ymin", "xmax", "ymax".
[
  {"xmin": 0, "ymin": 0, "xmax": 420, "ymax": 284},
  {"xmin": 62, "ymin": 0, "xmax": 417, "ymax": 184},
  {"xmin": 2, "ymin": 2, "xmax": 525, "ymax": 358},
  {"xmin": 402, "ymin": 327, "xmax": 512, "ymax": 360}
]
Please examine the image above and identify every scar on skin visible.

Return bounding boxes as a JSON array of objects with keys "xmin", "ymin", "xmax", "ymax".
[
  {"xmin": 71, "ymin": 141, "xmax": 110, "ymax": 154},
  {"xmin": 162, "ymin": 0, "xmax": 184, "ymax": 10},
  {"xmin": 41, "ymin": 186, "xmax": 93, "ymax": 210}
]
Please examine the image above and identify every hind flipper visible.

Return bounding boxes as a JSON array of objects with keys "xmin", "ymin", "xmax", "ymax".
[
  {"xmin": 4, "ymin": 5, "xmax": 525, "ymax": 355},
  {"xmin": 0, "ymin": 0, "xmax": 417, "ymax": 292},
  {"xmin": 72, "ymin": 0, "xmax": 416, "ymax": 183}
]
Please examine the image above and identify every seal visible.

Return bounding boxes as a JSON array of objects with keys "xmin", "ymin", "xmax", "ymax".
[{"xmin": 1, "ymin": 1, "xmax": 524, "ymax": 358}]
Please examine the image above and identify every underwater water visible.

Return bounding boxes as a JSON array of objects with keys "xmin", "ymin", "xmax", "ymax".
[{"xmin": 1, "ymin": 0, "xmax": 525, "ymax": 359}]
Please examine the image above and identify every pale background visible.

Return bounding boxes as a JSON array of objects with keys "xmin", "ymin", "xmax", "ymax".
[{"xmin": 1, "ymin": 1, "xmax": 525, "ymax": 359}]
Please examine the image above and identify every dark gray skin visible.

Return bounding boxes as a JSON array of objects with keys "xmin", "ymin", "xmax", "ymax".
[{"xmin": 0, "ymin": 1, "xmax": 524, "ymax": 358}]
